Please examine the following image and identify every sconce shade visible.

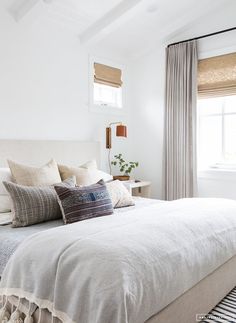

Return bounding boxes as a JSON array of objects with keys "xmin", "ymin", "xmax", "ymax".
[
  {"xmin": 116, "ymin": 125, "xmax": 127, "ymax": 137},
  {"xmin": 106, "ymin": 123, "xmax": 127, "ymax": 150}
]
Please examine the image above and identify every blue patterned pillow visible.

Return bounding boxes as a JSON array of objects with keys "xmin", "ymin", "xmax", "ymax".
[{"xmin": 54, "ymin": 180, "xmax": 113, "ymax": 224}]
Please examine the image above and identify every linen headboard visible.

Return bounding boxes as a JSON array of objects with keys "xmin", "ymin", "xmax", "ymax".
[{"xmin": 0, "ymin": 140, "xmax": 100, "ymax": 167}]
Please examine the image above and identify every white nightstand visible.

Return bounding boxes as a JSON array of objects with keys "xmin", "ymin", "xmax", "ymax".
[{"xmin": 123, "ymin": 180, "xmax": 151, "ymax": 198}]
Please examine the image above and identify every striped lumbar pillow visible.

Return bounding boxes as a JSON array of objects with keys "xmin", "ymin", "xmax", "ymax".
[
  {"xmin": 54, "ymin": 180, "xmax": 113, "ymax": 224},
  {"xmin": 3, "ymin": 177, "xmax": 76, "ymax": 227}
]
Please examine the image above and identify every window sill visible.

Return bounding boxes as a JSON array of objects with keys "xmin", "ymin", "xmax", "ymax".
[
  {"xmin": 89, "ymin": 104, "xmax": 124, "ymax": 115},
  {"xmin": 198, "ymin": 168, "xmax": 236, "ymax": 181}
]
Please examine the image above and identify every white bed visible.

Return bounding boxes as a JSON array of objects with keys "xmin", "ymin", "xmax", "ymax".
[
  {"xmin": 0, "ymin": 197, "xmax": 159, "ymax": 277},
  {"xmin": 0, "ymin": 140, "xmax": 236, "ymax": 323}
]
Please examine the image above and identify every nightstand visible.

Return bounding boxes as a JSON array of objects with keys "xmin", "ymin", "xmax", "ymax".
[{"xmin": 123, "ymin": 180, "xmax": 151, "ymax": 198}]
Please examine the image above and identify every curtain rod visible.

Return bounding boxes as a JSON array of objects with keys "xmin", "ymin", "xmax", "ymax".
[{"xmin": 167, "ymin": 26, "xmax": 236, "ymax": 47}]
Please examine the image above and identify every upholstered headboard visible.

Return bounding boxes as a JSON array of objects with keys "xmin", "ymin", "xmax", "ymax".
[{"xmin": 0, "ymin": 140, "xmax": 100, "ymax": 167}]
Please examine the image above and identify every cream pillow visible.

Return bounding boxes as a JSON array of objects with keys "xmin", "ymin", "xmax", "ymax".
[
  {"xmin": 58, "ymin": 164, "xmax": 113, "ymax": 186},
  {"xmin": 106, "ymin": 180, "xmax": 135, "ymax": 208},
  {"xmin": 8, "ymin": 159, "xmax": 61, "ymax": 186}
]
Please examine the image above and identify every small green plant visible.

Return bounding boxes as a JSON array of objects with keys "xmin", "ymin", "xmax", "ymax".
[{"xmin": 111, "ymin": 154, "xmax": 139, "ymax": 176}]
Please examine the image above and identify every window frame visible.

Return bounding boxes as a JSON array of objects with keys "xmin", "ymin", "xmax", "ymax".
[{"xmin": 89, "ymin": 56, "xmax": 125, "ymax": 115}]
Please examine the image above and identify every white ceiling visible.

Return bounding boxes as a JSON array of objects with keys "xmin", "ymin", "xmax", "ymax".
[
  {"xmin": 2, "ymin": 0, "xmax": 236, "ymax": 60},
  {"xmin": 91, "ymin": 0, "xmax": 236, "ymax": 59}
]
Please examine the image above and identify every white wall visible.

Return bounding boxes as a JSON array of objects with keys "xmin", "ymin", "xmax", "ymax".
[
  {"xmin": 2, "ymin": 2, "xmax": 236, "ymax": 200},
  {"xmin": 126, "ymin": 47, "xmax": 165, "ymax": 198},
  {"xmin": 127, "ymin": 3, "xmax": 236, "ymax": 199},
  {"xmin": 0, "ymin": 8, "xmax": 130, "ymax": 171}
]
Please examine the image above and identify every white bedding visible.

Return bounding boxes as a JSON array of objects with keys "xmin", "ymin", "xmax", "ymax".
[
  {"xmin": 0, "ymin": 197, "xmax": 159, "ymax": 226},
  {"xmin": 0, "ymin": 198, "xmax": 160, "ymax": 277},
  {"xmin": 1, "ymin": 198, "xmax": 236, "ymax": 323}
]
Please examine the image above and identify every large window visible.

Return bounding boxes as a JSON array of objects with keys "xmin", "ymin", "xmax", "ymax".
[{"xmin": 198, "ymin": 95, "xmax": 236, "ymax": 170}]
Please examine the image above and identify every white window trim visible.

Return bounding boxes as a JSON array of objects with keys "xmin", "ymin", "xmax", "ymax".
[
  {"xmin": 88, "ymin": 55, "xmax": 126, "ymax": 115},
  {"xmin": 198, "ymin": 169, "xmax": 236, "ymax": 181},
  {"xmin": 197, "ymin": 97, "xmax": 236, "ymax": 179}
]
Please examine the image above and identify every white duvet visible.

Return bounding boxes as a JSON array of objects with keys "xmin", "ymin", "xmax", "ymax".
[{"xmin": 1, "ymin": 198, "xmax": 236, "ymax": 323}]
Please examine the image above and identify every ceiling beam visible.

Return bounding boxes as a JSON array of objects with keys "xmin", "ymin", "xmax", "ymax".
[
  {"xmin": 9, "ymin": 0, "xmax": 40, "ymax": 21},
  {"xmin": 79, "ymin": 0, "xmax": 144, "ymax": 45},
  {"xmin": 8, "ymin": 0, "xmax": 53, "ymax": 22}
]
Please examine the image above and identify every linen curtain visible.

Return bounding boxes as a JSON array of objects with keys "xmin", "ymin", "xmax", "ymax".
[{"xmin": 163, "ymin": 40, "xmax": 198, "ymax": 200}]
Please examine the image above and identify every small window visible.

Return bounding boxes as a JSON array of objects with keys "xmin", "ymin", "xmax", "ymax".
[{"xmin": 93, "ymin": 62, "xmax": 123, "ymax": 109}]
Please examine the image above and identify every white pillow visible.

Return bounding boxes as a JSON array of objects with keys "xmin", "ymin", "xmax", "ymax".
[
  {"xmin": 0, "ymin": 195, "xmax": 11, "ymax": 213},
  {"xmin": 98, "ymin": 169, "xmax": 113, "ymax": 182},
  {"xmin": 8, "ymin": 159, "xmax": 61, "ymax": 186},
  {"xmin": 80, "ymin": 160, "xmax": 112, "ymax": 182},
  {"xmin": 0, "ymin": 168, "xmax": 13, "ymax": 195},
  {"xmin": 80, "ymin": 160, "xmax": 98, "ymax": 170},
  {"xmin": 58, "ymin": 165, "xmax": 113, "ymax": 186},
  {"xmin": 0, "ymin": 168, "xmax": 12, "ymax": 213},
  {"xmin": 0, "ymin": 211, "xmax": 12, "ymax": 225},
  {"xmin": 106, "ymin": 180, "xmax": 134, "ymax": 208}
]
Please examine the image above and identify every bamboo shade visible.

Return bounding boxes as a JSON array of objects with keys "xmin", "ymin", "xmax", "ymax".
[
  {"xmin": 94, "ymin": 63, "xmax": 122, "ymax": 88},
  {"xmin": 198, "ymin": 52, "xmax": 236, "ymax": 98}
]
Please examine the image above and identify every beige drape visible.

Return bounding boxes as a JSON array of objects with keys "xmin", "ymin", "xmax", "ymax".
[
  {"xmin": 163, "ymin": 40, "xmax": 198, "ymax": 200},
  {"xmin": 94, "ymin": 63, "xmax": 122, "ymax": 88},
  {"xmin": 198, "ymin": 52, "xmax": 236, "ymax": 98}
]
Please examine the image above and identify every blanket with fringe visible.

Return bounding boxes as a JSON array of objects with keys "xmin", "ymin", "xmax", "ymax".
[{"xmin": 1, "ymin": 198, "xmax": 236, "ymax": 323}]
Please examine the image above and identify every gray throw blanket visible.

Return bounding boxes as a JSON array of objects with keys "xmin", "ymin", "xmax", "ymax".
[{"xmin": 1, "ymin": 198, "xmax": 236, "ymax": 323}]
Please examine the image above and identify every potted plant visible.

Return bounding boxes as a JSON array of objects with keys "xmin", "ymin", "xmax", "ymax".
[{"xmin": 111, "ymin": 154, "xmax": 139, "ymax": 181}]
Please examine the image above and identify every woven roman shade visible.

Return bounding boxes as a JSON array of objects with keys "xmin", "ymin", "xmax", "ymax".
[
  {"xmin": 198, "ymin": 52, "xmax": 236, "ymax": 98},
  {"xmin": 94, "ymin": 63, "xmax": 122, "ymax": 88}
]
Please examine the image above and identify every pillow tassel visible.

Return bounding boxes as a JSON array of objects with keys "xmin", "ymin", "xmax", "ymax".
[
  {"xmin": 23, "ymin": 316, "xmax": 33, "ymax": 323},
  {"xmin": 24, "ymin": 301, "xmax": 34, "ymax": 323},
  {"xmin": 0, "ymin": 308, "xmax": 10, "ymax": 323},
  {"xmin": 8, "ymin": 310, "xmax": 23, "ymax": 323},
  {"xmin": 0, "ymin": 297, "xmax": 10, "ymax": 323}
]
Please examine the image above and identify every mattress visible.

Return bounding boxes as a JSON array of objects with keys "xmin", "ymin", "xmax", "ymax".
[{"xmin": 0, "ymin": 197, "xmax": 160, "ymax": 276}]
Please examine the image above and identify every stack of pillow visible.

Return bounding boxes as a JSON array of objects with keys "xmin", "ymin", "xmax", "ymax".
[{"xmin": 0, "ymin": 159, "xmax": 134, "ymax": 227}]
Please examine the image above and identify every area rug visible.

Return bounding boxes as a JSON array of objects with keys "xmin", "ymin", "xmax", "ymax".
[{"xmin": 201, "ymin": 287, "xmax": 236, "ymax": 322}]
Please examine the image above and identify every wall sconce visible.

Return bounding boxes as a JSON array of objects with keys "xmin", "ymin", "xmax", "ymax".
[{"xmin": 106, "ymin": 122, "xmax": 127, "ymax": 173}]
